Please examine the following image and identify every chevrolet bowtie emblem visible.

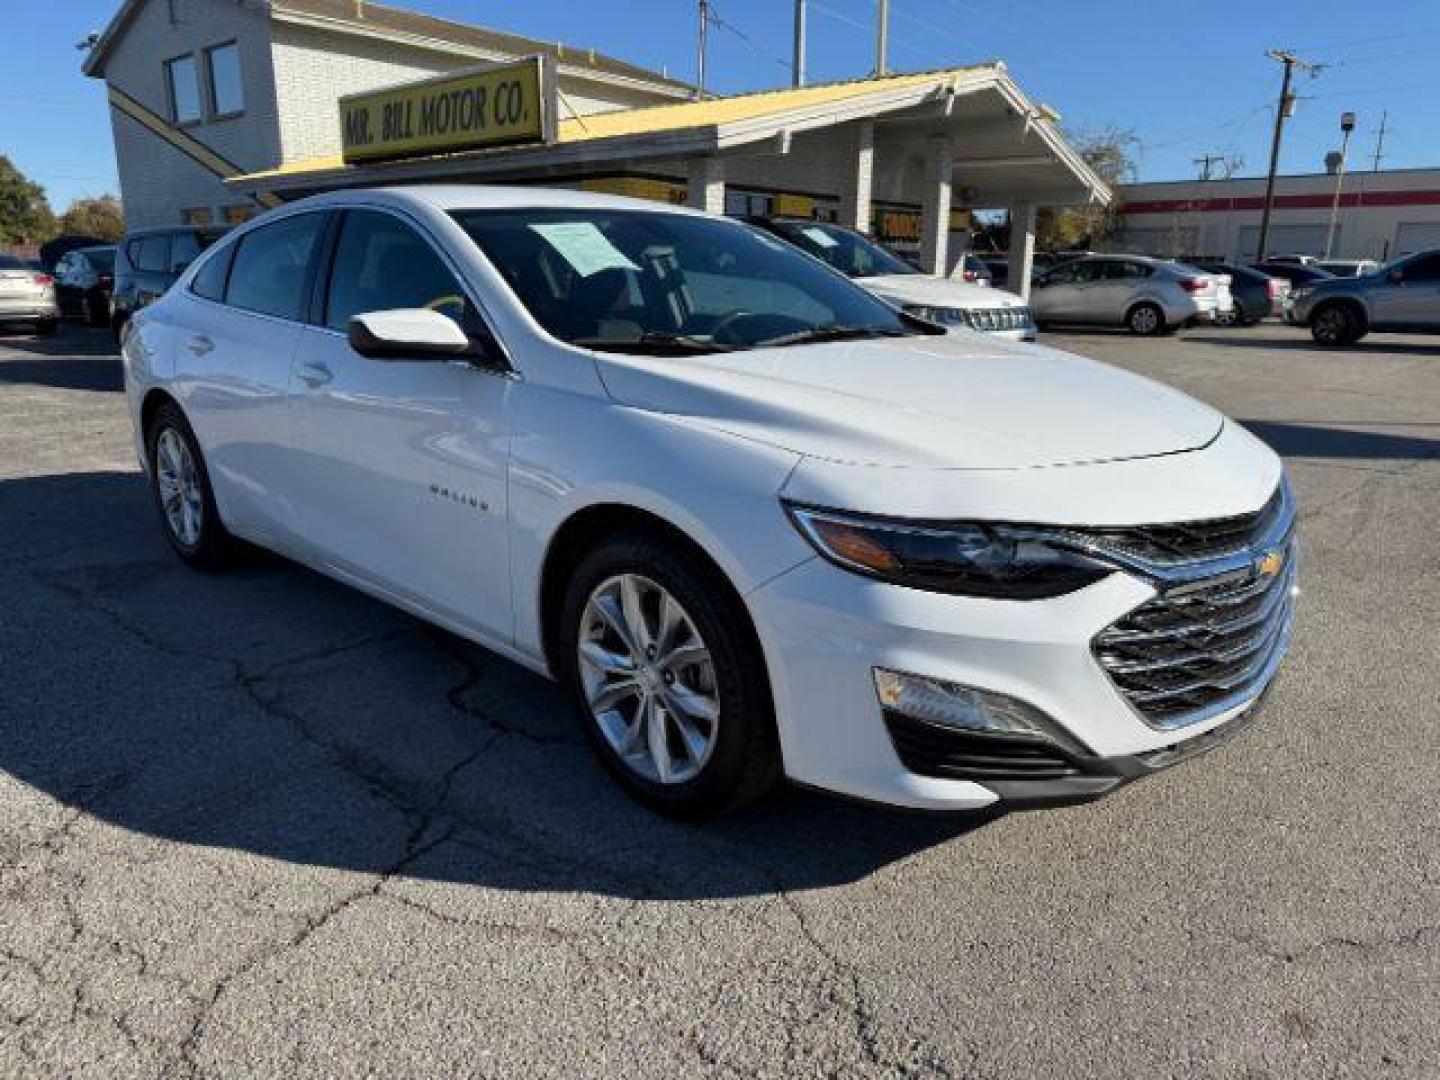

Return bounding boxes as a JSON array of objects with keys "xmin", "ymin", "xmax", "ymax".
[{"xmin": 1255, "ymin": 549, "xmax": 1286, "ymax": 578}]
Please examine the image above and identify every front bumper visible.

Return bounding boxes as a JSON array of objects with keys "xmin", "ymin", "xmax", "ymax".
[{"xmin": 748, "ymin": 472, "xmax": 1296, "ymax": 813}]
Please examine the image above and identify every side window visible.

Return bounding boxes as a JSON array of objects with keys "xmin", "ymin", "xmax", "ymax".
[
  {"xmin": 224, "ymin": 213, "xmax": 324, "ymax": 321},
  {"xmin": 1044, "ymin": 261, "xmax": 1081, "ymax": 285},
  {"xmin": 1074, "ymin": 261, "xmax": 1107, "ymax": 283},
  {"xmin": 1402, "ymin": 254, "xmax": 1440, "ymax": 281},
  {"xmin": 165, "ymin": 55, "xmax": 202, "ymax": 124},
  {"xmin": 170, "ymin": 232, "xmax": 202, "ymax": 273},
  {"xmin": 325, "ymin": 210, "xmax": 477, "ymax": 333},
  {"xmin": 132, "ymin": 235, "xmax": 171, "ymax": 274},
  {"xmin": 190, "ymin": 244, "xmax": 232, "ymax": 301}
]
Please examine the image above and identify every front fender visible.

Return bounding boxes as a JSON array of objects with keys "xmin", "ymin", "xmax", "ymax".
[{"xmin": 506, "ymin": 384, "xmax": 811, "ymax": 663}]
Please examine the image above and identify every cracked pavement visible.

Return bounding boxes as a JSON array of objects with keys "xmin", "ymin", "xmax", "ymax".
[{"xmin": 1, "ymin": 323, "xmax": 1436, "ymax": 1077}]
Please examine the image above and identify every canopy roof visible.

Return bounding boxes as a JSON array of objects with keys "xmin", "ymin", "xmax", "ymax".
[{"xmin": 229, "ymin": 66, "xmax": 1111, "ymax": 209}]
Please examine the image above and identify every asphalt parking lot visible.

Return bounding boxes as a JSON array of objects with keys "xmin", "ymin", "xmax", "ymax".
[{"xmin": 1, "ymin": 320, "xmax": 1436, "ymax": 1078}]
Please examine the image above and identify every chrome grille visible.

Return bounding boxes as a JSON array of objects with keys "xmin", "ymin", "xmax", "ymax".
[
  {"xmin": 964, "ymin": 306, "xmax": 1033, "ymax": 334},
  {"xmin": 1094, "ymin": 541, "xmax": 1297, "ymax": 729},
  {"xmin": 1069, "ymin": 485, "xmax": 1286, "ymax": 565}
]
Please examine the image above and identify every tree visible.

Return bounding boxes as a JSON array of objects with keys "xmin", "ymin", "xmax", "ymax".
[
  {"xmin": 58, "ymin": 195, "xmax": 125, "ymax": 242},
  {"xmin": 1034, "ymin": 126, "xmax": 1140, "ymax": 252},
  {"xmin": 0, "ymin": 155, "xmax": 57, "ymax": 244}
]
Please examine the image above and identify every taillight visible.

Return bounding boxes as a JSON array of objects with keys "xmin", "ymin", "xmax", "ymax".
[
  {"xmin": 962, "ymin": 270, "xmax": 977, "ymax": 282},
  {"xmin": 33, "ymin": 273, "xmax": 53, "ymax": 287},
  {"xmin": 1179, "ymin": 277, "xmax": 1206, "ymax": 293},
  {"xmin": 1266, "ymin": 279, "xmax": 1279, "ymax": 299}
]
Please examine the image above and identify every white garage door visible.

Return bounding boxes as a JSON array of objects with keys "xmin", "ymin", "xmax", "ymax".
[
  {"xmin": 1394, "ymin": 222, "xmax": 1440, "ymax": 256},
  {"xmin": 1239, "ymin": 223, "xmax": 1333, "ymax": 259}
]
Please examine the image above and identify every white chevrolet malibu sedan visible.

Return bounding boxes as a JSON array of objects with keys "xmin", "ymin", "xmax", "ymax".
[{"xmin": 123, "ymin": 186, "xmax": 1297, "ymax": 817}]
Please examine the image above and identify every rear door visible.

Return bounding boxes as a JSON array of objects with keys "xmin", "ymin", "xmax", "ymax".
[
  {"xmin": 173, "ymin": 211, "xmax": 328, "ymax": 545},
  {"xmin": 287, "ymin": 207, "xmax": 515, "ymax": 641}
]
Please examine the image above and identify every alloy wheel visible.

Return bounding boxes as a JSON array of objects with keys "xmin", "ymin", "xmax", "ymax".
[
  {"xmin": 1313, "ymin": 307, "xmax": 1345, "ymax": 343},
  {"xmin": 1130, "ymin": 306, "xmax": 1160, "ymax": 335},
  {"xmin": 155, "ymin": 427, "xmax": 204, "ymax": 547},
  {"xmin": 577, "ymin": 574, "xmax": 720, "ymax": 785}
]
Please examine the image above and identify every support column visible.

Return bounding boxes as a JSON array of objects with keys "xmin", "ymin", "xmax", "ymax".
[
  {"xmin": 1009, "ymin": 202, "xmax": 1037, "ymax": 301},
  {"xmin": 838, "ymin": 120, "xmax": 874, "ymax": 233},
  {"xmin": 919, "ymin": 135, "xmax": 953, "ymax": 275},
  {"xmin": 687, "ymin": 156, "xmax": 726, "ymax": 215}
]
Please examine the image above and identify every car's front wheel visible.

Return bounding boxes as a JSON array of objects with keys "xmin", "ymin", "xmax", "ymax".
[
  {"xmin": 558, "ymin": 531, "xmax": 781, "ymax": 817},
  {"xmin": 1310, "ymin": 301, "xmax": 1365, "ymax": 346},
  {"xmin": 146, "ymin": 402, "xmax": 237, "ymax": 570}
]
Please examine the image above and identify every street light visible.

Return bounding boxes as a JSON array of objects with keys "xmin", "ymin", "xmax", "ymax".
[{"xmin": 1324, "ymin": 111, "xmax": 1357, "ymax": 259}]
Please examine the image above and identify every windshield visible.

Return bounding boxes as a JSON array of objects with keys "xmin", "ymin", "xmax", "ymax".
[
  {"xmin": 452, "ymin": 207, "xmax": 921, "ymax": 353},
  {"xmin": 765, "ymin": 220, "xmax": 918, "ymax": 279}
]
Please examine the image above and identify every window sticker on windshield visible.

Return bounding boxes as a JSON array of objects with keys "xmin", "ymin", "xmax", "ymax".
[
  {"xmin": 799, "ymin": 226, "xmax": 840, "ymax": 249},
  {"xmin": 528, "ymin": 222, "xmax": 639, "ymax": 277}
]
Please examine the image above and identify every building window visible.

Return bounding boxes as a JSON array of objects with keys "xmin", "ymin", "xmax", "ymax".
[
  {"xmin": 166, "ymin": 55, "xmax": 201, "ymax": 124},
  {"xmin": 224, "ymin": 205, "xmax": 256, "ymax": 226},
  {"xmin": 207, "ymin": 42, "xmax": 244, "ymax": 117}
]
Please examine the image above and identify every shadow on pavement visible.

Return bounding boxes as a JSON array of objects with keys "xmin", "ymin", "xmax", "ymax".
[
  {"xmin": 1185, "ymin": 330, "xmax": 1440, "ymax": 355},
  {"xmin": 0, "ymin": 327, "xmax": 122, "ymax": 392},
  {"xmin": 1240, "ymin": 419, "xmax": 1440, "ymax": 461},
  {"xmin": 0, "ymin": 471, "xmax": 986, "ymax": 901}
]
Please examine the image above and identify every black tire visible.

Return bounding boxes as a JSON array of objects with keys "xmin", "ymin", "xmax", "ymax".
[
  {"xmin": 1126, "ymin": 302, "xmax": 1166, "ymax": 336},
  {"xmin": 557, "ymin": 529, "xmax": 782, "ymax": 817},
  {"xmin": 145, "ymin": 401, "xmax": 238, "ymax": 571},
  {"xmin": 1310, "ymin": 301, "xmax": 1364, "ymax": 346}
]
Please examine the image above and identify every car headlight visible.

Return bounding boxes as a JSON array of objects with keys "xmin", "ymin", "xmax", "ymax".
[
  {"xmin": 902, "ymin": 304, "xmax": 968, "ymax": 327},
  {"xmin": 784, "ymin": 504, "xmax": 1114, "ymax": 599}
]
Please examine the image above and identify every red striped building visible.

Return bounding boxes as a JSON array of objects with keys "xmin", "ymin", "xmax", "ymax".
[{"xmin": 1114, "ymin": 168, "xmax": 1440, "ymax": 263}]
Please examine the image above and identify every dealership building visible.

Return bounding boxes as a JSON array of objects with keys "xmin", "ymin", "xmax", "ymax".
[
  {"xmin": 82, "ymin": 0, "xmax": 1110, "ymax": 296},
  {"xmin": 1115, "ymin": 167, "xmax": 1440, "ymax": 263}
]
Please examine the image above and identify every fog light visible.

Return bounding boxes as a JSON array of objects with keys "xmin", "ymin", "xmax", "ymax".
[{"xmin": 873, "ymin": 668, "xmax": 1055, "ymax": 737}]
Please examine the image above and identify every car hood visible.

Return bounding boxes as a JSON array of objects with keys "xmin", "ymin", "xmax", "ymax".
[
  {"xmin": 595, "ymin": 334, "xmax": 1224, "ymax": 470},
  {"xmin": 860, "ymin": 274, "xmax": 1025, "ymax": 310}
]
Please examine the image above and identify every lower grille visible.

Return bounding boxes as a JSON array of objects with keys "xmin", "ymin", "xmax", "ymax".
[
  {"xmin": 883, "ymin": 712, "xmax": 1081, "ymax": 782},
  {"xmin": 1094, "ymin": 544, "xmax": 1297, "ymax": 729}
]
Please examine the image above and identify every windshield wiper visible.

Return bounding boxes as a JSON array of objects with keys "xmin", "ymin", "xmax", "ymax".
[
  {"xmin": 757, "ymin": 325, "xmax": 911, "ymax": 348},
  {"xmin": 576, "ymin": 331, "xmax": 735, "ymax": 355}
]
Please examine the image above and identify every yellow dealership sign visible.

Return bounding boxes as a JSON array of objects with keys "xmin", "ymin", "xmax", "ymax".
[{"xmin": 339, "ymin": 57, "xmax": 555, "ymax": 164}]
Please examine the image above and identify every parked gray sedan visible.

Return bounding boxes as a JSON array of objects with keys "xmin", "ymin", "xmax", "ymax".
[
  {"xmin": 1293, "ymin": 249, "xmax": 1440, "ymax": 345},
  {"xmin": 1030, "ymin": 254, "xmax": 1232, "ymax": 336}
]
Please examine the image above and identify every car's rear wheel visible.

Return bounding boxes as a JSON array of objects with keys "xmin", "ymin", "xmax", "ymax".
[
  {"xmin": 1127, "ymin": 302, "xmax": 1165, "ymax": 336},
  {"xmin": 1310, "ymin": 302, "xmax": 1364, "ymax": 346},
  {"xmin": 146, "ymin": 402, "xmax": 237, "ymax": 570},
  {"xmin": 558, "ymin": 531, "xmax": 781, "ymax": 817}
]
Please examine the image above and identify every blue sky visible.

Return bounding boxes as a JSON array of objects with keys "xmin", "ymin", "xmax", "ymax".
[{"xmin": 3, "ymin": 0, "xmax": 1438, "ymax": 211}]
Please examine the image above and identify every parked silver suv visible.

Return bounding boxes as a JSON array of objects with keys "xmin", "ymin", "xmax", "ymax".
[{"xmin": 1294, "ymin": 249, "xmax": 1440, "ymax": 345}]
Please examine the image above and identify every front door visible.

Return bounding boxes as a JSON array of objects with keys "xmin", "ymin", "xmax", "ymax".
[
  {"xmin": 288, "ymin": 208, "xmax": 515, "ymax": 643},
  {"xmin": 1372, "ymin": 252, "xmax": 1440, "ymax": 329}
]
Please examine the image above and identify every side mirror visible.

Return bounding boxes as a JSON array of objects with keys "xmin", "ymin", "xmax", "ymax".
[{"xmin": 348, "ymin": 308, "xmax": 474, "ymax": 361}]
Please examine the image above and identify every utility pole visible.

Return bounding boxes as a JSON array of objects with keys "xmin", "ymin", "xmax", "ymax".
[
  {"xmin": 1193, "ymin": 153, "xmax": 1224, "ymax": 181},
  {"xmin": 1371, "ymin": 111, "xmax": 1388, "ymax": 172},
  {"xmin": 696, "ymin": 0, "xmax": 710, "ymax": 98},
  {"xmin": 1255, "ymin": 49, "xmax": 1320, "ymax": 262},
  {"xmin": 875, "ymin": 0, "xmax": 890, "ymax": 75},
  {"xmin": 1324, "ymin": 111, "xmax": 1357, "ymax": 259},
  {"xmin": 792, "ymin": 0, "xmax": 806, "ymax": 87}
]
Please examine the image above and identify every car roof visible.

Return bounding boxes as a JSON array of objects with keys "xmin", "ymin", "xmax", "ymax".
[{"xmin": 286, "ymin": 184, "xmax": 716, "ymax": 218}]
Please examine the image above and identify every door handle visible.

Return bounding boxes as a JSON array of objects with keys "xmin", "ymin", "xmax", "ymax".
[
  {"xmin": 297, "ymin": 360, "xmax": 333, "ymax": 388},
  {"xmin": 185, "ymin": 335, "xmax": 214, "ymax": 357}
]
